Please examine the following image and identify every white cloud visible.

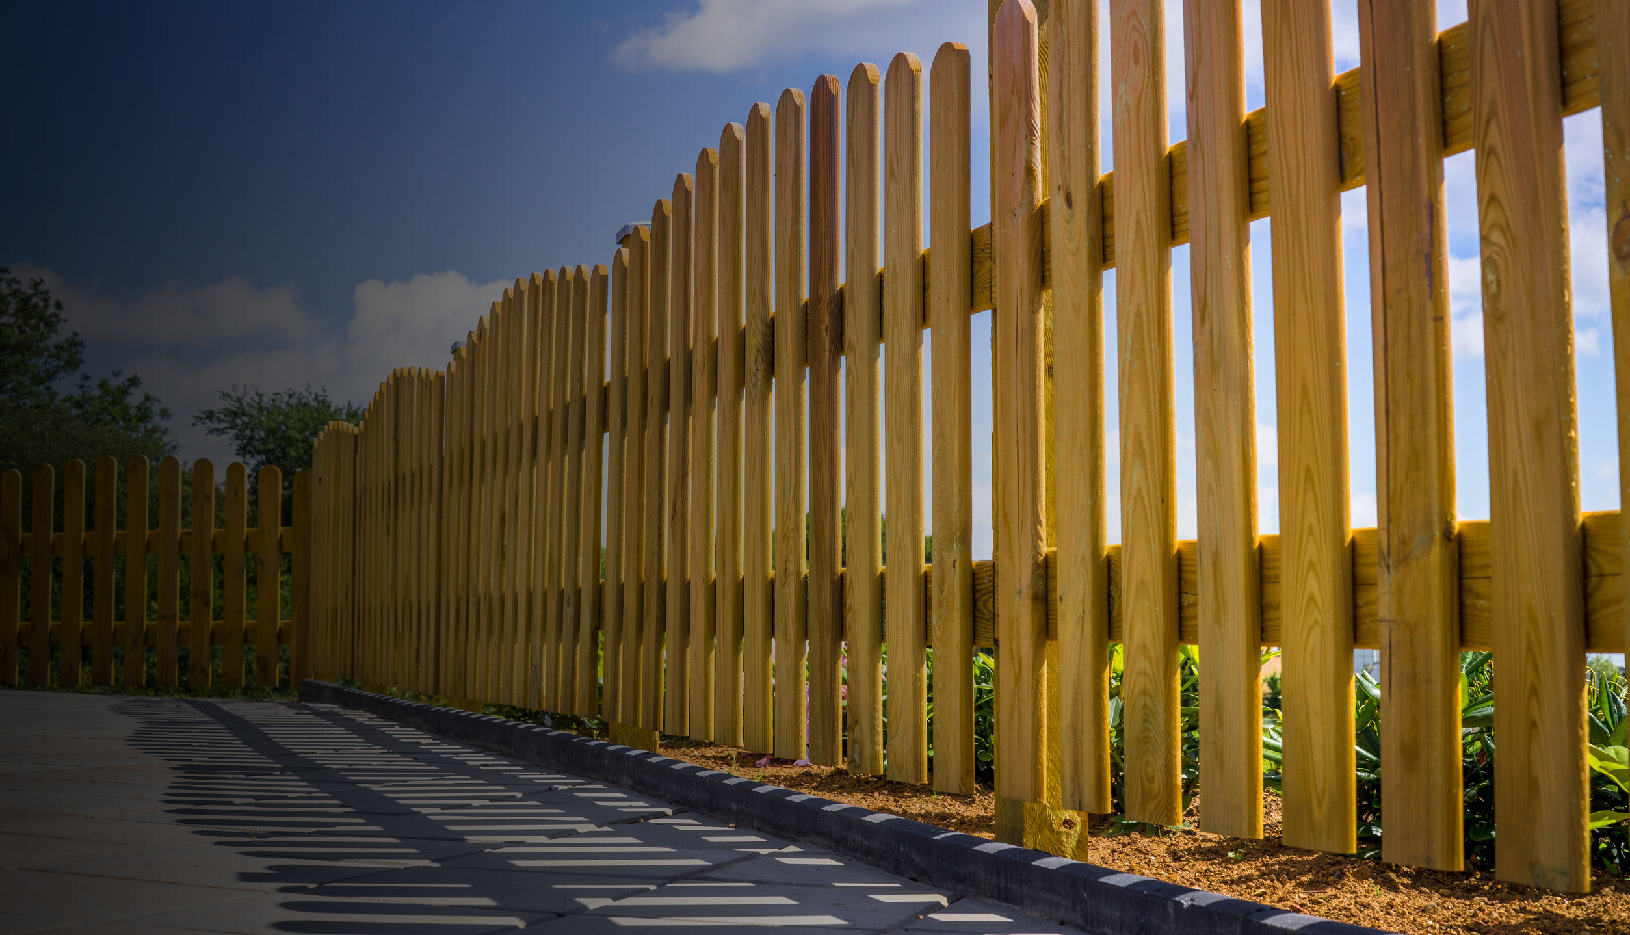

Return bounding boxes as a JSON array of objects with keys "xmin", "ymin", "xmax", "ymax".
[
  {"xmin": 10, "ymin": 262, "xmax": 318, "ymax": 346},
  {"xmin": 31, "ymin": 264, "xmax": 508, "ymax": 463},
  {"xmin": 611, "ymin": 0, "xmax": 986, "ymax": 74},
  {"xmin": 1447, "ymin": 254, "xmax": 1484, "ymax": 358}
]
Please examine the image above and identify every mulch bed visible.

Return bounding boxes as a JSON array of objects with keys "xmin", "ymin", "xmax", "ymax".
[{"xmin": 657, "ymin": 737, "xmax": 1629, "ymax": 935}]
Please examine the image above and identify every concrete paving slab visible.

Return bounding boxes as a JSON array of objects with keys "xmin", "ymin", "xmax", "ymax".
[
  {"xmin": 898, "ymin": 896, "xmax": 1082, "ymax": 934},
  {"xmin": 0, "ymin": 691, "xmax": 1091, "ymax": 935}
]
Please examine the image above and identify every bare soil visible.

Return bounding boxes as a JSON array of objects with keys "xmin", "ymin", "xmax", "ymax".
[{"xmin": 658, "ymin": 737, "xmax": 1630, "ymax": 935}]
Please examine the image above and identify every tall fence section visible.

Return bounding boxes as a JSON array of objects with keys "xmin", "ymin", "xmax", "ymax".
[{"xmin": 4, "ymin": 0, "xmax": 1626, "ymax": 896}]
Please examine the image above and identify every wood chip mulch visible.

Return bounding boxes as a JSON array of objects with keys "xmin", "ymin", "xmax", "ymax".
[{"xmin": 657, "ymin": 737, "xmax": 1629, "ymax": 935}]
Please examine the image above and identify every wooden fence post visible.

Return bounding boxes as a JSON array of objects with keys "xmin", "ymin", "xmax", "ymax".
[
  {"xmin": 1263, "ymin": 0, "xmax": 1356, "ymax": 854},
  {"xmin": 222, "ymin": 462, "xmax": 247, "ymax": 688},
  {"xmin": 29, "ymin": 464, "xmax": 52, "ymax": 687},
  {"xmin": 1600, "ymin": 0, "xmax": 1630, "ymax": 749},
  {"xmin": 562, "ymin": 267, "xmax": 589, "ymax": 716},
  {"xmin": 844, "ymin": 64, "xmax": 885, "ymax": 778},
  {"xmin": 1472, "ymin": 0, "xmax": 1588, "ymax": 893},
  {"xmin": 156, "ymin": 457, "xmax": 181, "ymax": 687},
  {"xmin": 623, "ymin": 227, "xmax": 649, "ymax": 728},
  {"xmin": 188, "ymin": 459, "xmax": 214, "ymax": 690},
  {"xmin": 60, "ymin": 460, "xmax": 84, "ymax": 689},
  {"xmin": 292, "ymin": 468, "xmax": 312, "ymax": 685}
]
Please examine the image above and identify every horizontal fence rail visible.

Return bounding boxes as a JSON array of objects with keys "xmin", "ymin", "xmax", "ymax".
[
  {"xmin": 208, "ymin": 0, "xmax": 1630, "ymax": 896},
  {"xmin": 0, "ymin": 456, "xmax": 311, "ymax": 691}
]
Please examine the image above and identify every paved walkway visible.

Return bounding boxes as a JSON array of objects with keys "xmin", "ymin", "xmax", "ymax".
[{"xmin": 0, "ymin": 691, "xmax": 1087, "ymax": 934}]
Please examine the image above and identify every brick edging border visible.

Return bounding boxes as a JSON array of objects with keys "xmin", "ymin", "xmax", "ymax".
[{"xmin": 298, "ymin": 680, "xmax": 1390, "ymax": 935}]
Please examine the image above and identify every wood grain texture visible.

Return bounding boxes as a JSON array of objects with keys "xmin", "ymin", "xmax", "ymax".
[
  {"xmin": 844, "ymin": 64, "xmax": 885, "ymax": 778},
  {"xmin": 1471, "ymin": 0, "xmax": 1588, "ymax": 892},
  {"xmin": 691, "ymin": 150, "xmax": 720, "ymax": 741},
  {"xmin": 1359, "ymin": 0, "xmax": 1463, "ymax": 871},
  {"xmin": 563, "ymin": 269, "xmax": 590, "ymax": 715},
  {"xmin": 122, "ymin": 457, "xmax": 149, "ymax": 686},
  {"xmin": 605, "ymin": 245, "xmax": 631, "ymax": 722},
  {"xmin": 743, "ymin": 102, "xmax": 776, "ymax": 755},
  {"xmin": 992, "ymin": 0, "xmax": 1048, "ymax": 808},
  {"xmin": 717, "ymin": 123, "xmax": 748, "ymax": 748},
  {"xmin": 773, "ymin": 88, "xmax": 808, "ymax": 761},
  {"xmin": 884, "ymin": 53, "xmax": 928, "ymax": 785},
  {"xmin": 91, "ymin": 457, "xmax": 115, "ymax": 685},
  {"xmin": 1264, "ymin": 0, "xmax": 1356, "ymax": 855},
  {"xmin": 1185, "ymin": 0, "xmax": 1261, "ymax": 838},
  {"xmin": 645, "ymin": 201, "xmax": 672, "ymax": 732},
  {"xmin": 426, "ymin": 373, "xmax": 444, "ymax": 694},
  {"xmin": 623, "ymin": 229, "xmax": 649, "ymax": 726},
  {"xmin": 1113, "ymin": 0, "xmax": 1181, "ymax": 827},
  {"xmin": 1601, "ymin": 0, "xmax": 1630, "ymax": 736},
  {"xmin": 930, "ymin": 42, "xmax": 975, "ymax": 795},
  {"xmin": 221, "ymin": 462, "xmax": 246, "ymax": 688},
  {"xmin": 668, "ymin": 175, "xmax": 694, "ymax": 736},
  {"xmin": 579, "ymin": 265, "xmax": 609, "ymax": 718},
  {"xmin": 189, "ymin": 459, "xmax": 215, "ymax": 690},
  {"xmin": 1048, "ymin": 0, "xmax": 1110, "ymax": 814},
  {"xmin": 807, "ymin": 75, "xmax": 844, "ymax": 767},
  {"xmin": 60, "ymin": 460, "xmax": 83, "ymax": 688}
]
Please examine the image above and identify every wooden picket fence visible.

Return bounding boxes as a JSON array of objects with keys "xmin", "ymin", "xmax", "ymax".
[
  {"xmin": 0, "ymin": 457, "xmax": 311, "ymax": 691},
  {"xmin": 0, "ymin": 0, "xmax": 1591, "ymax": 896}
]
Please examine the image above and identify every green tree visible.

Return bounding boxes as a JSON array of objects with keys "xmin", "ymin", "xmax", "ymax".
[
  {"xmin": 0, "ymin": 268, "xmax": 175, "ymax": 482},
  {"xmin": 193, "ymin": 384, "xmax": 364, "ymax": 479}
]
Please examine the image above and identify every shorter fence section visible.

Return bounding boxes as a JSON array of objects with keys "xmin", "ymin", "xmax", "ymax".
[{"xmin": 0, "ymin": 456, "xmax": 311, "ymax": 690}]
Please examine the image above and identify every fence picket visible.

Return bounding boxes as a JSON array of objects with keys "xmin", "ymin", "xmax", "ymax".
[
  {"xmin": 743, "ymin": 102, "xmax": 775, "ymax": 755},
  {"xmin": 292, "ymin": 468, "xmax": 312, "ymax": 684},
  {"xmin": 929, "ymin": 41, "xmax": 975, "ymax": 796},
  {"xmin": 606, "ymin": 243, "xmax": 630, "ymax": 723},
  {"xmin": 623, "ymin": 227, "xmax": 649, "ymax": 728},
  {"xmin": 1263, "ymin": 0, "xmax": 1356, "ymax": 855},
  {"xmin": 1472, "ymin": 0, "xmax": 1588, "ymax": 892},
  {"xmin": 578, "ymin": 265, "xmax": 608, "ymax": 718},
  {"xmin": 189, "ymin": 459, "xmax": 215, "ymax": 690},
  {"xmin": 992, "ymin": 0, "xmax": 1047, "ymax": 810},
  {"xmin": 667, "ymin": 175, "xmax": 694, "ymax": 736},
  {"xmin": 563, "ymin": 268, "xmax": 589, "ymax": 716},
  {"xmin": 59, "ymin": 461, "xmax": 85, "ymax": 689},
  {"xmin": 1359, "ymin": 0, "xmax": 1462, "ymax": 871},
  {"xmin": 1047, "ymin": 0, "xmax": 1109, "ymax": 813},
  {"xmin": 1, "ymin": 472, "xmax": 19, "ymax": 686},
  {"xmin": 773, "ymin": 88, "xmax": 808, "ymax": 761},
  {"xmin": 844, "ymin": 64, "xmax": 885, "ymax": 777},
  {"xmin": 691, "ymin": 150, "xmax": 720, "ymax": 740},
  {"xmin": 884, "ymin": 53, "xmax": 927, "ymax": 784},
  {"xmin": 122, "ymin": 456, "xmax": 149, "ymax": 686},
  {"xmin": 256, "ymin": 467, "xmax": 282, "ymax": 688},
  {"xmin": 645, "ymin": 201, "xmax": 672, "ymax": 733},
  {"xmin": 547, "ymin": 269, "xmax": 571, "ymax": 711},
  {"xmin": 222, "ymin": 462, "xmax": 247, "ymax": 688},
  {"xmin": 808, "ymin": 74, "xmax": 843, "ymax": 767},
  {"xmin": 1186, "ymin": 0, "xmax": 1262, "ymax": 839},
  {"xmin": 716, "ymin": 122, "xmax": 749, "ymax": 749},
  {"xmin": 1604, "ymin": 0, "xmax": 1630, "ymax": 686},
  {"xmin": 92, "ymin": 456, "xmax": 116, "ymax": 686}
]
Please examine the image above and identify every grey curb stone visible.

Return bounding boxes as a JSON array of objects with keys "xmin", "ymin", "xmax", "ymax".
[{"xmin": 298, "ymin": 679, "xmax": 1394, "ymax": 935}]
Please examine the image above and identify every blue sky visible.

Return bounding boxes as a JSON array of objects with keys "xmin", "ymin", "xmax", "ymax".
[{"xmin": 2, "ymin": 0, "xmax": 1619, "ymax": 560}]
